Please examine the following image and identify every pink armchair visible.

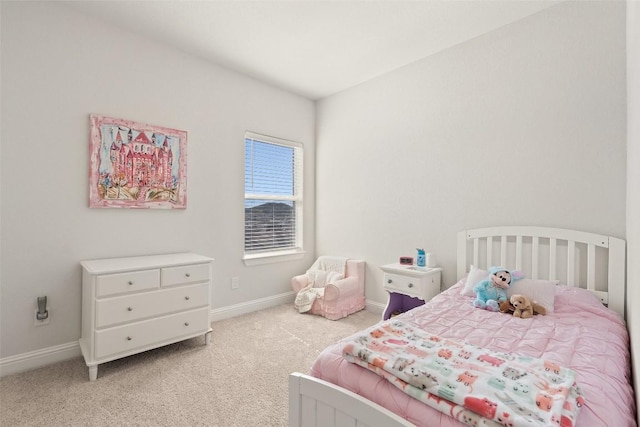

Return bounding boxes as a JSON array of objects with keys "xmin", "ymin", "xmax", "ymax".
[{"xmin": 291, "ymin": 259, "xmax": 365, "ymax": 320}]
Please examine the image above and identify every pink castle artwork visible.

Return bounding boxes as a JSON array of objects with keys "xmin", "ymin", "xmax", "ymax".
[{"xmin": 89, "ymin": 115, "xmax": 187, "ymax": 208}]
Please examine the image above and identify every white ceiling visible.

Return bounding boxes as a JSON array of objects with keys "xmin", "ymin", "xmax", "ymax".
[{"xmin": 65, "ymin": 1, "xmax": 560, "ymax": 100}]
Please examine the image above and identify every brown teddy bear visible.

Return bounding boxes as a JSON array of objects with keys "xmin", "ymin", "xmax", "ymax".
[{"xmin": 499, "ymin": 294, "xmax": 547, "ymax": 318}]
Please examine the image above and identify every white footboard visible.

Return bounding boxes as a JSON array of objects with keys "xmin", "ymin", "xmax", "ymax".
[{"xmin": 288, "ymin": 372, "xmax": 413, "ymax": 427}]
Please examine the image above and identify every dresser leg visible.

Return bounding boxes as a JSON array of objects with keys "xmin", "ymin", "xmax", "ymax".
[
  {"xmin": 89, "ymin": 365, "xmax": 98, "ymax": 382},
  {"xmin": 205, "ymin": 330, "xmax": 212, "ymax": 345}
]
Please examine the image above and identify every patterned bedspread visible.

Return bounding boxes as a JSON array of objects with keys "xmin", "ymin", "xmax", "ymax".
[
  {"xmin": 310, "ymin": 280, "xmax": 636, "ymax": 427},
  {"xmin": 343, "ymin": 320, "xmax": 583, "ymax": 427}
]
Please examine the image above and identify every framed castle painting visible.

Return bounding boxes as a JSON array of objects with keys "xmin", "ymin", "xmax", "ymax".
[{"xmin": 89, "ymin": 115, "xmax": 187, "ymax": 209}]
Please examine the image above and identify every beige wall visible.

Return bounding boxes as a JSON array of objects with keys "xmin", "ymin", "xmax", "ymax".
[
  {"xmin": 0, "ymin": 2, "xmax": 315, "ymax": 359},
  {"xmin": 316, "ymin": 1, "xmax": 626, "ymax": 304}
]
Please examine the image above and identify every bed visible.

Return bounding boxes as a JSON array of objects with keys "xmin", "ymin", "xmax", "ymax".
[{"xmin": 289, "ymin": 226, "xmax": 636, "ymax": 427}]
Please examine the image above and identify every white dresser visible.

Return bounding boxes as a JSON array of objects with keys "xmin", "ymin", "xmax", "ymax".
[{"xmin": 80, "ymin": 253, "xmax": 214, "ymax": 381}]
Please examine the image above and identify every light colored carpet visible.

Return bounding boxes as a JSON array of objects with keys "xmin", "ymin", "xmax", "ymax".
[{"xmin": 0, "ymin": 304, "xmax": 380, "ymax": 426}]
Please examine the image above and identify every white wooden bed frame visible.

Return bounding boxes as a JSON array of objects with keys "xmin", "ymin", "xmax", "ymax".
[
  {"xmin": 457, "ymin": 226, "xmax": 626, "ymax": 319},
  {"xmin": 289, "ymin": 226, "xmax": 627, "ymax": 427}
]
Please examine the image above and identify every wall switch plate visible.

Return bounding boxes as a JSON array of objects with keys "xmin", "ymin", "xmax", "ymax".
[
  {"xmin": 34, "ymin": 308, "xmax": 50, "ymax": 326},
  {"xmin": 231, "ymin": 277, "xmax": 239, "ymax": 289}
]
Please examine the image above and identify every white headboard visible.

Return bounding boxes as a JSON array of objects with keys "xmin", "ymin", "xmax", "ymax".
[{"xmin": 457, "ymin": 226, "xmax": 626, "ymax": 319}]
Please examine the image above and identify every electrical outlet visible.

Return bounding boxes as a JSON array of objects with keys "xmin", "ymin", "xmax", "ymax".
[
  {"xmin": 34, "ymin": 308, "xmax": 50, "ymax": 326},
  {"xmin": 231, "ymin": 277, "xmax": 239, "ymax": 289}
]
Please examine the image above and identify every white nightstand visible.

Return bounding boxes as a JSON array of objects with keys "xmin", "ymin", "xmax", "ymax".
[{"xmin": 381, "ymin": 263, "xmax": 443, "ymax": 320}]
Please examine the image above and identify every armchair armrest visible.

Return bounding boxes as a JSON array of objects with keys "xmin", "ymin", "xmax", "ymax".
[
  {"xmin": 323, "ymin": 276, "xmax": 361, "ymax": 302},
  {"xmin": 291, "ymin": 274, "xmax": 309, "ymax": 293}
]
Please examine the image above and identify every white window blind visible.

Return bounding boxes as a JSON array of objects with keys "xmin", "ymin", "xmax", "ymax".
[{"xmin": 244, "ymin": 132, "xmax": 303, "ymax": 255}]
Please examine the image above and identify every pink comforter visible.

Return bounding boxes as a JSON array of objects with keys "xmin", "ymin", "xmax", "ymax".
[{"xmin": 310, "ymin": 281, "xmax": 636, "ymax": 426}]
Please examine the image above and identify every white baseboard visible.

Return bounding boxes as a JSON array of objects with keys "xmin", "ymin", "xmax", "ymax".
[
  {"xmin": 365, "ymin": 299, "xmax": 385, "ymax": 316},
  {"xmin": 210, "ymin": 291, "xmax": 295, "ymax": 322},
  {"xmin": 0, "ymin": 341, "xmax": 81, "ymax": 378},
  {"xmin": 210, "ymin": 294, "xmax": 385, "ymax": 322},
  {"xmin": 1, "ymin": 292, "xmax": 382, "ymax": 378}
]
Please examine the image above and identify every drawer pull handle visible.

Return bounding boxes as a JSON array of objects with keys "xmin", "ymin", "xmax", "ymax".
[
  {"xmin": 408, "ymin": 283, "xmax": 414, "ymax": 288},
  {"xmin": 128, "ymin": 281, "xmax": 134, "ymax": 285},
  {"xmin": 185, "ymin": 273, "xmax": 191, "ymax": 278},
  {"xmin": 126, "ymin": 336, "xmax": 132, "ymax": 341},
  {"xmin": 184, "ymin": 322, "xmax": 190, "ymax": 326},
  {"xmin": 387, "ymin": 279, "xmax": 393, "ymax": 284},
  {"xmin": 185, "ymin": 296, "xmax": 190, "ymax": 301},
  {"xmin": 127, "ymin": 307, "xmax": 133, "ymax": 312}
]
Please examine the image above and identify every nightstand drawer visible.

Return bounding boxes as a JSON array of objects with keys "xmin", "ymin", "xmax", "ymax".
[
  {"xmin": 384, "ymin": 271, "xmax": 441, "ymax": 300},
  {"xmin": 384, "ymin": 273, "xmax": 424, "ymax": 296}
]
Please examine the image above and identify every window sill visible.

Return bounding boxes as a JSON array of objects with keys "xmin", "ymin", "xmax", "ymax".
[{"xmin": 243, "ymin": 250, "xmax": 306, "ymax": 266}]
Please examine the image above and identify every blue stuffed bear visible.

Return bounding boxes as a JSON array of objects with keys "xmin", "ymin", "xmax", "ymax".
[{"xmin": 473, "ymin": 267, "xmax": 524, "ymax": 312}]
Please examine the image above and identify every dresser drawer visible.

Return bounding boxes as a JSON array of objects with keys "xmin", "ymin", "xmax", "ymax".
[
  {"xmin": 384, "ymin": 272, "xmax": 440, "ymax": 300},
  {"xmin": 96, "ymin": 269, "xmax": 160, "ymax": 297},
  {"xmin": 161, "ymin": 263, "xmax": 210, "ymax": 287},
  {"xmin": 95, "ymin": 282, "xmax": 209, "ymax": 328},
  {"xmin": 94, "ymin": 307, "xmax": 210, "ymax": 359}
]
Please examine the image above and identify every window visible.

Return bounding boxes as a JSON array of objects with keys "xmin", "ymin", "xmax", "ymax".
[{"xmin": 244, "ymin": 132, "xmax": 303, "ymax": 263}]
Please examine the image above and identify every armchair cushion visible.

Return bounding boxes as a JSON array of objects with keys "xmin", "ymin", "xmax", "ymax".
[
  {"xmin": 323, "ymin": 276, "xmax": 358, "ymax": 302},
  {"xmin": 308, "ymin": 270, "xmax": 344, "ymax": 288}
]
